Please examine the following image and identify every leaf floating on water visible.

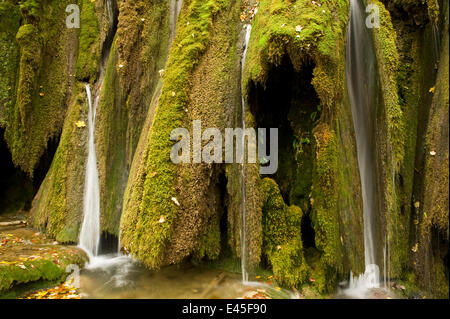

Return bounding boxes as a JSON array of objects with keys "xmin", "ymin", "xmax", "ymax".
[
  {"xmin": 429, "ymin": 151, "xmax": 436, "ymax": 156},
  {"xmin": 411, "ymin": 243, "xmax": 418, "ymax": 253},
  {"xmin": 429, "ymin": 87, "xmax": 435, "ymax": 93},
  {"xmin": 76, "ymin": 121, "xmax": 86, "ymax": 128},
  {"xmin": 414, "ymin": 201, "xmax": 420, "ymax": 208},
  {"xmin": 171, "ymin": 197, "xmax": 180, "ymax": 206}
]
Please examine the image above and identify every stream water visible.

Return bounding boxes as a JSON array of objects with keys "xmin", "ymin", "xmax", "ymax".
[{"xmin": 80, "ymin": 261, "xmax": 258, "ymax": 299}]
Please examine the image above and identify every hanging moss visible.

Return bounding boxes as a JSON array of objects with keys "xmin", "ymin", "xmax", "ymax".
[
  {"xmin": 3, "ymin": 0, "xmax": 82, "ymax": 176},
  {"xmin": 0, "ymin": 2, "xmax": 21, "ymax": 128}
]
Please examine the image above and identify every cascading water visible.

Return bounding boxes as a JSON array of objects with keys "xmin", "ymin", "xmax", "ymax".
[
  {"xmin": 240, "ymin": 24, "xmax": 252, "ymax": 284},
  {"xmin": 79, "ymin": 84, "xmax": 101, "ymax": 257},
  {"xmin": 345, "ymin": 0, "xmax": 381, "ymax": 294}
]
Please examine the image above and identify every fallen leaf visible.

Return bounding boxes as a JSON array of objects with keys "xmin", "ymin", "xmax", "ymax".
[{"xmin": 76, "ymin": 121, "xmax": 86, "ymax": 128}]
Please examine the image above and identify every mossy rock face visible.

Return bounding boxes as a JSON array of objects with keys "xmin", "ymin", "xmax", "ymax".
[
  {"xmin": 416, "ymin": 9, "xmax": 449, "ymax": 298},
  {"xmin": 76, "ymin": 0, "xmax": 101, "ymax": 82},
  {"xmin": 97, "ymin": 0, "xmax": 177, "ymax": 238},
  {"xmin": 120, "ymin": 0, "xmax": 242, "ymax": 269},
  {"xmin": 382, "ymin": 0, "xmax": 448, "ymax": 297},
  {"xmin": 30, "ymin": 84, "xmax": 88, "ymax": 243}
]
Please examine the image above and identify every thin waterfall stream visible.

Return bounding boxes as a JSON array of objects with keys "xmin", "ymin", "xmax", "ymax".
[
  {"xmin": 345, "ymin": 0, "xmax": 382, "ymax": 295},
  {"xmin": 240, "ymin": 24, "xmax": 252, "ymax": 284},
  {"xmin": 79, "ymin": 84, "xmax": 101, "ymax": 257}
]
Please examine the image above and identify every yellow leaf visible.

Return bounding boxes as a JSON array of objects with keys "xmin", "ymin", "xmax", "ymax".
[
  {"xmin": 76, "ymin": 121, "xmax": 86, "ymax": 128},
  {"xmin": 429, "ymin": 87, "xmax": 435, "ymax": 93}
]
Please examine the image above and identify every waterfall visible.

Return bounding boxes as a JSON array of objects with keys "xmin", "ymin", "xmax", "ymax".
[
  {"xmin": 79, "ymin": 84, "xmax": 101, "ymax": 257},
  {"xmin": 240, "ymin": 24, "xmax": 252, "ymax": 284},
  {"xmin": 345, "ymin": 0, "xmax": 381, "ymax": 293}
]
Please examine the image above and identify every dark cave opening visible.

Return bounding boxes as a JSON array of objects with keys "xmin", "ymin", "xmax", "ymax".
[
  {"xmin": 0, "ymin": 128, "xmax": 34, "ymax": 214},
  {"xmin": 0, "ymin": 128, "xmax": 60, "ymax": 215},
  {"xmin": 99, "ymin": 232, "xmax": 119, "ymax": 255},
  {"xmin": 248, "ymin": 56, "xmax": 321, "ymax": 256},
  {"xmin": 248, "ymin": 56, "xmax": 321, "ymax": 211},
  {"xmin": 301, "ymin": 213, "xmax": 316, "ymax": 249}
]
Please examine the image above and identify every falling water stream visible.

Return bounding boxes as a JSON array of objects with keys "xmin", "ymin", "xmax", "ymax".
[
  {"xmin": 344, "ymin": 0, "xmax": 382, "ymax": 296},
  {"xmin": 240, "ymin": 24, "xmax": 252, "ymax": 284},
  {"xmin": 79, "ymin": 84, "xmax": 101, "ymax": 257}
]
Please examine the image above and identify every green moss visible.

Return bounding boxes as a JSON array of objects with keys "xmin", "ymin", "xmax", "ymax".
[
  {"xmin": 311, "ymin": 126, "xmax": 343, "ymax": 279},
  {"xmin": 0, "ymin": 248, "xmax": 87, "ymax": 295},
  {"xmin": 260, "ymin": 178, "xmax": 309, "ymax": 288},
  {"xmin": 75, "ymin": 0, "xmax": 100, "ymax": 81}
]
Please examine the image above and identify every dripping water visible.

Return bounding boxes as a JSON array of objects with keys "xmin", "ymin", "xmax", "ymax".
[
  {"xmin": 345, "ymin": 0, "xmax": 382, "ymax": 296},
  {"xmin": 240, "ymin": 24, "xmax": 252, "ymax": 284}
]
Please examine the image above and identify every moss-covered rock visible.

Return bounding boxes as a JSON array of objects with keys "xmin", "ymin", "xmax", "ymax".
[
  {"xmin": 120, "ymin": 0, "xmax": 242, "ymax": 269},
  {"xmin": 3, "ymin": 0, "xmax": 82, "ymax": 176},
  {"xmin": 260, "ymin": 178, "xmax": 309, "ymax": 288},
  {"xmin": 0, "ymin": 1, "xmax": 21, "ymax": 128}
]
